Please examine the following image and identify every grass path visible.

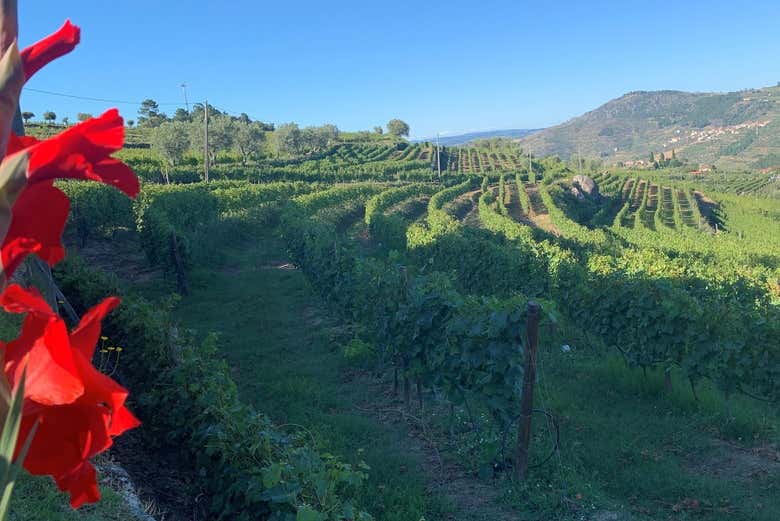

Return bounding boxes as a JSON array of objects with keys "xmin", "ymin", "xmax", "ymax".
[{"xmin": 169, "ymin": 229, "xmax": 454, "ymax": 521}]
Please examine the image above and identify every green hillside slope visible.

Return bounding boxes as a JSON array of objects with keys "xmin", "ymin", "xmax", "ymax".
[{"xmin": 519, "ymin": 85, "xmax": 780, "ymax": 170}]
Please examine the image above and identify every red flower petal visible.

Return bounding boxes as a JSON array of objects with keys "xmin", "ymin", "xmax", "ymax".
[
  {"xmin": 19, "ymin": 20, "xmax": 80, "ymax": 80},
  {"xmin": 69, "ymin": 297, "xmax": 120, "ymax": 359},
  {"xmin": 0, "ymin": 283, "xmax": 53, "ymax": 316},
  {"xmin": 6, "ymin": 134, "xmax": 38, "ymax": 155},
  {"xmin": 107, "ymin": 404, "xmax": 141, "ymax": 436},
  {"xmin": 56, "ymin": 461, "xmax": 100, "ymax": 509},
  {"xmin": 1, "ymin": 285, "xmax": 84, "ymax": 406},
  {"xmin": 20, "ymin": 405, "xmax": 104, "ymax": 483},
  {"xmin": 19, "ymin": 346, "xmax": 140, "ymax": 507},
  {"xmin": 0, "ymin": 181, "xmax": 69, "ymax": 277},
  {"xmin": 23, "ymin": 109, "xmax": 139, "ymax": 197}
]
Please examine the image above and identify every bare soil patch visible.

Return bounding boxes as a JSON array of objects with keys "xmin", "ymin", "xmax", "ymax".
[
  {"xmin": 525, "ymin": 185, "xmax": 561, "ymax": 236},
  {"xmin": 692, "ymin": 190, "xmax": 723, "ymax": 231},
  {"xmin": 686, "ymin": 439, "xmax": 780, "ymax": 483},
  {"xmin": 506, "ymin": 182, "xmax": 535, "ymax": 226},
  {"xmin": 71, "ymin": 230, "xmax": 164, "ymax": 285},
  {"xmin": 110, "ymin": 427, "xmax": 206, "ymax": 521}
]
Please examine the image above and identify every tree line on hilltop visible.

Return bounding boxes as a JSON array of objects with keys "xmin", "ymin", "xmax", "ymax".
[{"xmin": 22, "ymin": 98, "xmax": 411, "ymax": 168}]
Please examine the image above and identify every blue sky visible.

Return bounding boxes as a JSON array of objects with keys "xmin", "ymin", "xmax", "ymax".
[{"xmin": 18, "ymin": 1, "xmax": 780, "ymax": 139}]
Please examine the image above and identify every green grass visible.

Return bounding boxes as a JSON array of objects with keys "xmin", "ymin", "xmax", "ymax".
[
  {"xmin": 9, "ymin": 473, "xmax": 138, "ymax": 521},
  {"xmin": 504, "ymin": 335, "xmax": 780, "ymax": 521},
  {"xmin": 166, "ymin": 228, "xmax": 453, "ymax": 521}
]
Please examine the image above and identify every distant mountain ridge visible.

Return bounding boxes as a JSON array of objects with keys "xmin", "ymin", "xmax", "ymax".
[
  {"xmin": 414, "ymin": 128, "xmax": 541, "ymax": 146},
  {"xmin": 517, "ymin": 85, "xmax": 780, "ymax": 170}
]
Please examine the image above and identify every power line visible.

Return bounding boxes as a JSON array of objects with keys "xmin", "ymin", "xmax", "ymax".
[
  {"xmin": 22, "ymin": 87, "xmax": 183, "ymax": 106},
  {"xmin": 24, "ymin": 87, "xmax": 254, "ymax": 121},
  {"xmin": 208, "ymin": 103, "xmax": 243, "ymax": 117}
]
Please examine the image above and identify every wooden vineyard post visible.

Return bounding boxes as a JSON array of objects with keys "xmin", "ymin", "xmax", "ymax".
[
  {"xmin": 399, "ymin": 266, "xmax": 410, "ymax": 407},
  {"xmin": 170, "ymin": 234, "xmax": 189, "ymax": 296},
  {"xmin": 403, "ymin": 361, "xmax": 411, "ymax": 408},
  {"xmin": 516, "ymin": 301, "xmax": 541, "ymax": 481}
]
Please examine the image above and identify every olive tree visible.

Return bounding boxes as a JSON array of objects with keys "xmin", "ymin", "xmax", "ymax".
[
  {"xmin": 152, "ymin": 121, "xmax": 191, "ymax": 169},
  {"xmin": 273, "ymin": 122, "xmax": 302, "ymax": 156},
  {"xmin": 234, "ymin": 121, "xmax": 266, "ymax": 165},
  {"xmin": 387, "ymin": 118, "xmax": 410, "ymax": 137},
  {"xmin": 190, "ymin": 114, "xmax": 234, "ymax": 164},
  {"xmin": 300, "ymin": 124, "xmax": 339, "ymax": 154}
]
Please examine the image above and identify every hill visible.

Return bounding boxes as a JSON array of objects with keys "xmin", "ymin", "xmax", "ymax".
[
  {"xmin": 415, "ymin": 128, "xmax": 540, "ymax": 146},
  {"xmin": 518, "ymin": 85, "xmax": 780, "ymax": 170}
]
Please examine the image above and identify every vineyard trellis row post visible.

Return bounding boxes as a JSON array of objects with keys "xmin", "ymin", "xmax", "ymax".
[{"xmin": 516, "ymin": 300, "xmax": 542, "ymax": 481}]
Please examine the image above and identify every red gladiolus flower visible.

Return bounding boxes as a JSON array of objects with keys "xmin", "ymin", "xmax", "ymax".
[
  {"xmin": 0, "ymin": 284, "xmax": 140, "ymax": 508},
  {"xmin": 0, "ymin": 109, "xmax": 139, "ymax": 284},
  {"xmin": 6, "ymin": 109, "xmax": 138, "ymax": 196},
  {"xmin": 19, "ymin": 19, "xmax": 80, "ymax": 80}
]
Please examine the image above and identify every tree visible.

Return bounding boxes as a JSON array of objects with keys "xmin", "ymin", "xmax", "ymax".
[
  {"xmin": 21, "ymin": 111, "xmax": 33, "ymax": 124},
  {"xmin": 190, "ymin": 103, "xmax": 221, "ymax": 123},
  {"xmin": 649, "ymin": 151, "xmax": 655, "ymax": 162},
  {"xmin": 234, "ymin": 121, "xmax": 266, "ymax": 165},
  {"xmin": 273, "ymin": 122, "xmax": 302, "ymax": 156},
  {"xmin": 127, "ymin": 120, "xmax": 135, "ymax": 128},
  {"xmin": 320, "ymin": 124, "xmax": 339, "ymax": 145},
  {"xmin": 190, "ymin": 114, "xmax": 234, "ymax": 164},
  {"xmin": 62, "ymin": 116, "xmax": 69, "ymax": 127},
  {"xmin": 173, "ymin": 108, "xmax": 191, "ymax": 123},
  {"xmin": 238, "ymin": 113, "xmax": 251, "ymax": 124},
  {"xmin": 138, "ymin": 99, "xmax": 166, "ymax": 127},
  {"xmin": 374, "ymin": 126, "xmax": 383, "ymax": 135},
  {"xmin": 77, "ymin": 112, "xmax": 92, "ymax": 122},
  {"xmin": 138, "ymin": 99, "xmax": 159, "ymax": 123},
  {"xmin": 299, "ymin": 124, "xmax": 339, "ymax": 155},
  {"xmin": 208, "ymin": 115, "xmax": 234, "ymax": 161},
  {"xmin": 387, "ymin": 119, "xmax": 410, "ymax": 137},
  {"xmin": 301, "ymin": 127, "xmax": 322, "ymax": 154},
  {"xmin": 43, "ymin": 111, "xmax": 56, "ymax": 124},
  {"xmin": 152, "ymin": 121, "xmax": 190, "ymax": 169}
]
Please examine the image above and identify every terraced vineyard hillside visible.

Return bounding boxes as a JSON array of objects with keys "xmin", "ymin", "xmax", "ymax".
[{"xmin": 57, "ymin": 151, "xmax": 780, "ymax": 521}]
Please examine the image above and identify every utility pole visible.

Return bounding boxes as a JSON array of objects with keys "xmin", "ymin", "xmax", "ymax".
[
  {"xmin": 181, "ymin": 82, "xmax": 189, "ymax": 112},
  {"xmin": 436, "ymin": 132, "xmax": 442, "ymax": 179},
  {"xmin": 204, "ymin": 99, "xmax": 209, "ymax": 182}
]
